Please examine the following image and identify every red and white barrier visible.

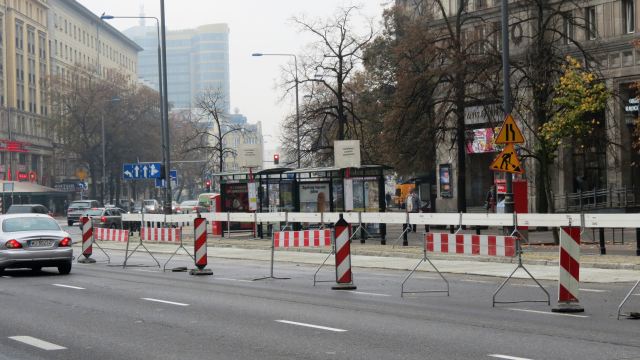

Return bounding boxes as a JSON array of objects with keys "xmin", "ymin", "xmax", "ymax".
[
  {"xmin": 140, "ymin": 227, "xmax": 181, "ymax": 242},
  {"xmin": 425, "ymin": 233, "xmax": 516, "ymax": 257},
  {"xmin": 94, "ymin": 228, "xmax": 129, "ymax": 242},
  {"xmin": 273, "ymin": 229, "xmax": 331, "ymax": 248},
  {"xmin": 553, "ymin": 226, "xmax": 584, "ymax": 312},
  {"xmin": 79, "ymin": 216, "xmax": 95, "ymax": 263},
  {"xmin": 332, "ymin": 215, "xmax": 356, "ymax": 290},
  {"xmin": 194, "ymin": 218, "xmax": 208, "ymax": 268}
]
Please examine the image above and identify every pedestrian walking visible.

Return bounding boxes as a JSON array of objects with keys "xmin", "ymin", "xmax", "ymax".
[
  {"xmin": 485, "ymin": 185, "xmax": 496, "ymax": 213},
  {"xmin": 406, "ymin": 189, "xmax": 420, "ymax": 232}
]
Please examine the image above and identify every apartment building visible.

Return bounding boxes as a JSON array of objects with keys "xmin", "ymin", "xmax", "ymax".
[
  {"xmin": 48, "ymin": 0, "xmax": 141, "ymax": 185},
  {"xmin": 397, "ymin": 0, "xmax": 640, "ymax": 212}
]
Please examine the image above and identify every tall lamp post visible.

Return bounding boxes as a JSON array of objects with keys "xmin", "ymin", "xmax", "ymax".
[
  {"xmin": 251, "ymin": 52, "xmax": 300, "ymax": 168},
  {"xmin": 101, "ymin": 97, "xmax": 120, "ymax": 204},
  {"xmin": 101, "ymin": 14, "xmax": 167, "ymax": 205}
]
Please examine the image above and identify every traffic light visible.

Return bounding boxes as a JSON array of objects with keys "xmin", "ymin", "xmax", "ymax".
[
  {"xmin": 205, "ymin": 179, "xmax": 212, "ymax": 192},
  {"xmin": 273, "ymin": 153, "xmax": 279, "ymax": 165}
]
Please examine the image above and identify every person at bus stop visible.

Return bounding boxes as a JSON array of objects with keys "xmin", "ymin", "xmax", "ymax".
[
  {"xmin": 485, "ymin": 185, "xmax": 496, "ymax": 213},
  {"xmin": 406, "ymin": 190, "xmax": 420, "ymax": 232}
]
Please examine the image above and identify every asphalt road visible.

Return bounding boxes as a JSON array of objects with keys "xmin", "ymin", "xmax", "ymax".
[{"xmin": 1, "ymin": 242, "xmax": 639, "ymax": 360}]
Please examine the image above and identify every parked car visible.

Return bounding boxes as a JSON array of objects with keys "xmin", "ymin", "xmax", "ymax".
[
  {"xmin": 6, "ymin": 204, "xmax": 52, "ymax": 216},
  {"xmin": 0, "ymin": 214, "xmax": 73, "ymax": 274},
  {"xmin": 175, "ymin": 200, "xmax": 206, "ymax": 214},
  {"xmin": 79, "ymin": 207, "xmax": 123, "ymax": 229},
  {"xmin": 66, "ymin": 200, "xmax": 100, "ymax": 226}
]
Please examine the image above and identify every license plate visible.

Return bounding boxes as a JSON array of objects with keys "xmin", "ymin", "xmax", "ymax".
[{"xmin": 29, "ymin": 240, "xmax": 54, "ymax": 248}]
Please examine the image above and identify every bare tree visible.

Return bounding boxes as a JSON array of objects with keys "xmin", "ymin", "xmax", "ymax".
[
  {"xmin": 186, "ymin": 88, "xmax": 242, "ymax": 173},
  {"xmin": 283, "ymin": 6, "xmax": 374, "ymax": 165}
]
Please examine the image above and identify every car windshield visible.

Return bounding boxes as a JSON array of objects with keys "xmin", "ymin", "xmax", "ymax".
[
  {"xmin": 181, "ymin": 201, "xmax": 197, "ymax": 206},
  {"xmin": 3, "ymin": 217, "xmax": 61, "ymax": 232},
  {"xmin": 144, "ymin": 200, "xmax": 155, "ymax": 206},
  {"xmin": 83, "ymin": 209, "xmax": 104, "ymax": 216}
]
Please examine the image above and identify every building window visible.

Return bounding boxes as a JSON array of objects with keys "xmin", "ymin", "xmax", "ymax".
[
  {"xmin": 623, "ymin": 0, "xmax": 635, "ymax": 34},
  {"xmin": 563, "ymin": 11, "xmax": 574, "ymax": 44},
  {"xmin": 586, "ymin": 6, "xmax": 596, "ymax": 40}
]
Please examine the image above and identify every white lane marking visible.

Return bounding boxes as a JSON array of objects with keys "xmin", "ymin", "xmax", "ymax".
[
  {"xmin": 216, "ymin": 277, "xmax": 253, "ymax": 283},
  {"xmin": 141, "ymin": 298, "xmax": 189, "ymax": 307},
  {"xmin": 347, "ymin": 291, "xmax": 391, "ymax": 296},
  {"xmin": 508, "ymin": 308, "xmax": 589, "ymax": 318},
  {"xmin": 276, "ymin": 320, "xmax": 347, "ymax": 332},
  {"xmin": 462, "ymin": 279, "xmax": 492, "ymax": 284},
  {"xmin": 9, "ymin": 336, "xmax": 66, "ymax": 350},
  {"xmin": 489, "ymin": 355, "xmax": 534, "ymax": 360},
  {"xmin": 1, "ymin": 276, "xmax": 10, "ymax": 278},
  {"xmin": 580, "ymin": 288, "xmax": 609, "ymax": 293},
  {"xmin": 133, "ymin": 269, "xmax": 161, "ymax": 273},
  {"xmin": 350, "ymin": 291, "xmax": 391, "ymax": 297},
  {"xmin": 52, "ymin": 284, "xmax": 85, "ymax": 290}
]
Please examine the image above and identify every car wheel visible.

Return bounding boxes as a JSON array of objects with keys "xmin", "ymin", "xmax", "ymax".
[
  {"xmin": 58, "ymin": 262, "xmax": 72, "ymax": 275},
  {"xmin": 31, "ymin": 266, "xmax": 42, "ymax": 272},
  {"xmin": 0, "ymin": 267, "xmax": 4, "ymax": 274},
  {"xmin": 67, "ymin": 220, "xmax": 73, "ymax": 226}
]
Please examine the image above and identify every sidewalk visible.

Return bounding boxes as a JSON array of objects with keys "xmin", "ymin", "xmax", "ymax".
[{"xmin": 76, "ymin": 233, "xmax": 640, "ymax": 284}]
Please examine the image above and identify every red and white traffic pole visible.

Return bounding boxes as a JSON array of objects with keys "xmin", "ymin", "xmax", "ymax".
[
  {"xmin": 190, "ymin": 216, "xmax": 213, "ymax": 275},
  {"xmin": 78, "ymin": 216, "xmax": 96, "ymax": 264},
  {"xmin": 332, "ymin": 214, "xmax": 357, "ymax": 290},
  {"xmin": 553, "ymin": 221, "xmax": 584, "ymax": 313}
]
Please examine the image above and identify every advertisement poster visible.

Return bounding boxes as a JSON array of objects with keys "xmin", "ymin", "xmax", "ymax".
[
  {"xmin": 344, "ymin": 178, "xmax": 353, "ymax": 211},
  {"xmin": 299, "ymin": 183, "xmax": 330, "ymax": 213},
  {"xmin": 465, "ymin": 128, "xmax": 496, "ymax": 154},
  {"xmin": 223, "ymin": 183, "xmax": 248, "ymax": 212},
  {"xmin": 439, "ymin": 164, "xmax": 453, "ymax": 198},
  {"xmin": 248, "ymin": 182, "xmax": 257, "ymax": 211}
]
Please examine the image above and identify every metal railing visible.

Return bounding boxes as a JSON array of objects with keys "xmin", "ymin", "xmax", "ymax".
[{"xmin": 554, "ymin": 186, "xmax": 638, "ymax": 213}]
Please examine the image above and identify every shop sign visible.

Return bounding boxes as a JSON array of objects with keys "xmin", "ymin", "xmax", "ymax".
[
  {"xmin": 334, "ymin": 140, "xmax": 361, "ymax": 168},
  {"xmin": 16, "ymin": 171, "xmax": 29, "ymax": 181},
  {"xmin": 0, "ymin": 140, "xmax": 30, "ymax": 153},
  {"xmin": 625, "ymin": 97, "xmax": 639, "ymax": 112},
  {"xmin": 54, "ymin": 182, "xmax": 83, "ymax": 192},
  {"xmin": 464, "ymin": 104, "xmax": 502, "ymax": 125}
]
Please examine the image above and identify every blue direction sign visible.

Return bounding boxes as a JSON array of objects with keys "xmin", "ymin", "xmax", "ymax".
[
  {"xmin": 122, "ymin": 162, "xmax": 163, "ymax": 180},
  {"xmin": 155, "ymin": 170, "xmax": 178, "ymax": 188}
]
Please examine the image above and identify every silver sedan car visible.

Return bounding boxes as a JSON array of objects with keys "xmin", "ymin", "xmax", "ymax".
[{"xmin": 0, "ymin": 214, "xmax": 73, "ymax": 274}]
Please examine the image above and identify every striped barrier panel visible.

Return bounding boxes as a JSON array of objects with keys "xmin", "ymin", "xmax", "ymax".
[
  {"xmin": 140, "ymin": 227, "xmax": 182, "ymax": 243},
  {"xmin": 273, "ymin": 229, "xmax": 331, "ymax": 248},
  {"xmin": 553, "ymin": 226, "xmax": 584, "ymax": 313},
  {"xmin": 94, "ymin": 228, "xmax": 129, "ymax": 242},
  {"xmin": 425, "ymin": 233, "xmax": 516, "ymax": 257}
]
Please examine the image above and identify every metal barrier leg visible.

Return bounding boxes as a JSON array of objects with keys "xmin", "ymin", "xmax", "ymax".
[
  {"xmin": 392, "ymin": 225, "xmax": 410, "ymax": 248},
  {"xmin": 253, "ymin": 236, "xmax": 290, "ymax": 281},
  {"xmin": 401, "ymin": 252, "xmax": 449, "ymax": 297},
  {"xmin": 617, "ymin": 280, "xmax": 640, "ymax": 320},
  {"xmin": 123, "ymin": 236, "xmax": 161, "ymax": 269},
  {"xmin": 162, "ymin": 230, "xmax": 194, "ymax": 272},
  {"xmin": 313, "ymin": 250, "xmax": 335, "ymax": 286},
  {"xmin": 91, "ymin": 237, "xmax": 111, "ymax": 264},
  {"xmin": 599, "ymin": 228, "xmax": 606, "ymax": 255},
  {"xmin": 492, "ymin": 244, "xmax": 550, "ymax": 307}
]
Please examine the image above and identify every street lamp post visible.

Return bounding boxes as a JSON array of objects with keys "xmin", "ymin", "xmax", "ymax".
[
  {"xmin": 251, "ymin": 52, "xmax": 300, "ymax": 168},
  {"xmin": 101, "ymin": 14, "xmax": 167, "ymax": 205},
  {"xmin": 101, "ymin": 98, "xmax": 120, "ymax": 205}
]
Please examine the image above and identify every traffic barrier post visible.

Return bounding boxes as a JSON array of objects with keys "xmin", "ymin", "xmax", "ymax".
[
  {"xmin": 332, "ymin": 214, "xmax": 357, "ymax": 290},
  {"xmin": 400, "ymin": 232, "xmax": 449, "ymax": 297},
  {"xmin": 552, "ymin": 221, "xmax": 584, "ymax": 313},
  {"xmin": 78, "ymin": 216, "xmax": 110, "ymax": 264},
  {"xmin": 78, "ymin": 216, "xmax": 96, "ymax": 264},
  {"xmin": 189, "ymin": 217, "xmax": 212, "ymax": 275}
]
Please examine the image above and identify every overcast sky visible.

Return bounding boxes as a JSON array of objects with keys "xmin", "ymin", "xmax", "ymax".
[{"xmin": 76, "ymin": 0, "xmax": 389, "ymax": 153}]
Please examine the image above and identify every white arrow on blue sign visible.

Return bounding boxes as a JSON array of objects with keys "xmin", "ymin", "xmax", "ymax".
[
  {"xmin": 155, "ymin": 170, "xmax": 177, "ymax": 188},
  {"xmin": 123, "ymin": 162, "xmax": 163, "ymax": 180}
]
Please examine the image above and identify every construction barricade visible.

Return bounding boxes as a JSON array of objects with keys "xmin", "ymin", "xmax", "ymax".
[
  {"xmin": 94, "ymin": 228, "xmax": 130, "ymax": 243},
  {"xmin": 255, "ymin": 227, "xmax": 333, "ymax": 281},
  {"xmin": 78, "ymin": 216, "xmax": 110, "ymax": 264}
]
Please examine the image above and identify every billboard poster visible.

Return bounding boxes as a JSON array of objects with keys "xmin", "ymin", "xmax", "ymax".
[
  {"xmin": 465, "ymin": 128, "xmax": 497, "ymax": 154},
  {"xmin": 248, "ymin": 182, "xmax": 257, "ymax": 211},
  {"xmin": 223, "ymin": 183, "xmax": 249, "ymax": 212},
  {"xmin": 299, "ymin": 183, "xmax": 330, "ymax": 213},
  {"xmin": 344, "ymin": 178, "xmax": 353, "ymax": 211},
  {"xmin": 439, "ymin": 164, "xmax": 453, "ymax": 198}
]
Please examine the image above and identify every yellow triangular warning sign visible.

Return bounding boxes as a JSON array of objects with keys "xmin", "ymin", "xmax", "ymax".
[
  {"xmin": 490, "ymin": 144, "xmax": 524, "ymax": 174},
  {"xmin": 495, "ymin": 114, "xmax": 524, "ymax": 144}
]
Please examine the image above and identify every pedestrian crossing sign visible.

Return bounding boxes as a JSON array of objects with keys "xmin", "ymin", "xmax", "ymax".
[
  {"xmin": 494, "ymin": 114, "xmax": 525, "ymax": 144},
  {"xmin": 490, "ymin": 144, "xmax": 524, "ymax": 174}
]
